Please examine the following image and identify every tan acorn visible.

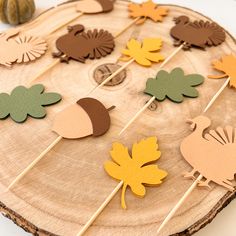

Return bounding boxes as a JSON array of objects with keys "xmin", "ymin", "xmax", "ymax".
[
  {"xmin": 0, "ymin": 0, "xmax": 35, "ymax": 25},
  {"xmin": 52, "ymin": 97, "xmax": 115, "ymax": 139}
]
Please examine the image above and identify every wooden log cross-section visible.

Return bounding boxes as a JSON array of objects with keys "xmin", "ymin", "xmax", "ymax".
[{"xmin": 0, "ymin": 1, "xmax": 235, "ymax": 236}]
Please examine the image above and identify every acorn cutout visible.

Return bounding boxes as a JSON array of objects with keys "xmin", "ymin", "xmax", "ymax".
[
  {"xmin": 7, "ymin": 98, "xmax": 115, "ymax": 190},
  {"xmin": 0, "ymin": 28, "xmax": 47, "ymax": 67},
  {"xmin": 76, "ymin": 0, "xmax": 114, "ymax": 14},
  {"xmin": 170, "ymin": 15, "xmax": 226, "ymax": 50},
  {"xmin": 52, "ymin": 97, "xmax": 114, "ymax": 139},
  {"xmin": 53, "ymin": 24, "xmax": 115, "ymax": 63}
]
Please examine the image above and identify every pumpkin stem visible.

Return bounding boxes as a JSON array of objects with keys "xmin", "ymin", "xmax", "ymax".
[{"xmin": 121, "ymin": 183, "xmax": 128, "ymax": 209}]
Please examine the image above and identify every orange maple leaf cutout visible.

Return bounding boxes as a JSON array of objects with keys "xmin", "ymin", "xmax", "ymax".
[
  {"xmin": 128, "ymin": 0, "xmax": 169, "ymax": 24},
  {"xmin": 208, "ymin": 54, "xmax": 236, "ymax": 88}
]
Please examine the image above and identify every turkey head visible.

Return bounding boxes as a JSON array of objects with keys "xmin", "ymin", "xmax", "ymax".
[{"xmin": 53, "ymin": 24, "xmax": 115, "ymax": 63}]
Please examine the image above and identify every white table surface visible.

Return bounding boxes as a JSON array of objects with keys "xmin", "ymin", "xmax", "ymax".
[{"xmin": 0, "ymin": 0, "xmax": 236, "ymax": 235}]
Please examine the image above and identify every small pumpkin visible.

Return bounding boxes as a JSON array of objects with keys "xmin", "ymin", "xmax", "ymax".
[{"xmin": 0, "ymin": 0, "xmax": 35, "ymax": 25}]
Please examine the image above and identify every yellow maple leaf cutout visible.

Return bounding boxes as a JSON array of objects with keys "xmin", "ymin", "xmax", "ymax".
[
  {"xmin": 104, "ymin": 137, "xmax": 167, "ymax": 209},
  {"xmin": 129, "ymin": 0, "xmax": 169, "ymax": 25},
  {"xmin": 120, "ymin": 38, "xmax": 164, "ymax": 67},
  {"xmin": 208, "ymin": 54, "xmax": 236, "ymax": 88}
]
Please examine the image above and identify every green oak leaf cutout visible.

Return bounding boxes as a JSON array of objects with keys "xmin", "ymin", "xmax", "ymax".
[
  {"xmin": 0, "ymin": 84, "xmax": 62, "ymax": 123},
  {"xmin": 144, "ymin": 67, "xmax": 204, "ymax": 103}
]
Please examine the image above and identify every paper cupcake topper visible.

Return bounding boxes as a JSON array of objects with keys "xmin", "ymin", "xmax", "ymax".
[
  {"xmin": 170, "ymin": 16, "xmax": 226, "ymax": 50},
  {"xmin": 8, "ymin": 98, "xmax": 115, "ymax": 190},
  {"xmin": 105, "ymin": 137, "xmax": 167, "ymax": 209},
  {"xmin": 0, "ymin": 29, "xmax": 47, "ymax": 67},
  {"xmin": 119, "ymin": 68, "xmax": 204, "ymax": 135},
  {"xmin": 182, "ymin": 115, "xmax": 236, "ymax": 190},
  {"xmin": 208, "ymin": 54, "xmax": 236, "ymax": 88},
  {"xmin": 76, "ymin": 137, "xmax": 167, "ymax": 236},
  {"xmin": 89, "ymin": 37, "xmax": 165, "ymax": 95},
  {"xmin": 120, "ymin": 38, "xmax": 164, "ymax": 66},
  {"xmin": 53, "ymin": 24, "xmax": 115, "ymax": 63},
  {"xmin": 0, "ymin": 84, "xmax": 61, "ymax": 123},
  {"xmin": 157, "ymin": 116, "xmax": 236, "ymax": 234},
  {"xmin": 76, "ymin": 0, "xmax": 114, "ymax": 14},
  {"xmin": 128, "ymin": 0, "xmax": 169, "ymax": 25},
  {"xmin": 52, "ymin": 97, "xmax": 114, "ymax": 139},
  {"xmin": 145, "ymin": 67, "xmax": 204, "ymax": 103}
]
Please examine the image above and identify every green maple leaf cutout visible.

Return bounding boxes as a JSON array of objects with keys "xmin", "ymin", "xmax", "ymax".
[
  {"xmin": 0, "ymin": 84, "xmax": 62, "ymax": 123},
  {"xmin": 144, "ymin": 67, "xmax": 204, "ymax": 103}
]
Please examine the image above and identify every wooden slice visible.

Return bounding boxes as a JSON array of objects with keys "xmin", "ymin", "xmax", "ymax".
[{"xmin": 0, "ymin": 1, "xmax": 235, "ymax": 236}]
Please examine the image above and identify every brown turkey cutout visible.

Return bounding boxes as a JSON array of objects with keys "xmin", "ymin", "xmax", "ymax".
[
  {"xmin": 53, "ymin": 24, "xmax": 115, "ymax": 63},
  {"xmin": 76, "ymin": 0, "xmax": 114, "ymax": 14},
  {"xmin": 0, "ymin": 28, "xmax": 47, "ymax": 67},
  {"xmin": 52, "ymin": 97, "xmax": 115, "ymax": 139},
  {"xmin": 181, "ymin": 115, "xmax": 236, "ymax": 191},
  {"xmin": 170, "ymin": 15, "xmax": 226, "ymax": 50}
]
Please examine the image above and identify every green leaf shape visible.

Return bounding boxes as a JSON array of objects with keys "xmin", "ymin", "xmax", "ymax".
[
  {"xmin": 0, "ymin": 84, "xmax": 62, "ymax": 123},
  {"xmin": 144, "ymin": 67, "xmax": 204, "ymax": 103}
]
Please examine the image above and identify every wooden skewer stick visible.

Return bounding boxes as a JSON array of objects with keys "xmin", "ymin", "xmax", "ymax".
[
  {"xmin": 28, "ymin": 59, "xmax": 61, "ymax": 86},
  {"xmin": 7, "ymin": 136, "xmax": 63, "ymax": 190},
  {"xmin": 157, "ymin": 175, "xmax": 203, "ymax": 235},
  {"xmin": 77, "ymin": 181, "xmax": 124, "ymax": 236},
  {"xmin": 119, "ymin": 96, "xmax": 155, "ymax": 136},
  {"xmin": 113, "ymin": 17, "xmax": 142, "ymax": 38},
  {"xmin": 48, "ymin": 12, "xmax": 84, "ymax": 35},
  {"xmin": 87, "ymin": 59, "xmax": 135, "ymax": 96},
  {"xmin": 29, "ymin": 17, "xmax": 141, "ymax": 85},
  {"xmin": 203, "ymin": 77, "xmax": 230, "ymax": 113},
  {"xmin": 118, "ymin": 46, "xmax": 182, "ymax": 136},
  {"xmin": 159, "ymin": 43, "xmax": 185, "ymax": 68},
  {"xmin": 156, "ymin": 77, "xmax": 231, "ymax": 233}
]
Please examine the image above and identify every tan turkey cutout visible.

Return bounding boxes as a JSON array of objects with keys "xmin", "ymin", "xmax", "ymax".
[
  {"xmin": 52, "ymin": 97, "xmax": 114, "ymax": 139},
  {"xmin": 0, "ymin": 28, "xmax": 47, "ymax": 67},
  {"xmin": 181, "ymin": 115, "xmax": 236, "ymax": 191},
  {"xmin": 76, "ymin": 0, "xmax": 114, "ymax": 14}
]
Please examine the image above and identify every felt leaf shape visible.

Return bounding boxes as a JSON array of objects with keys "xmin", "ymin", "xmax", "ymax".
[
  {"xmin": 144, "ymin": 67, "xmax": 204, "ymax": 103},
  {"xmin": 182, "ymin": 115, "xmax": 236, "ymax": 191},
  {"xmin": 53, "ymin": 24, "xmax": 115, "ymax": 63},
  {"xmin": 0, "ymin": 28, "xmax": 47, "ymax": 67},
  {"xmin": 0, "ymin": 84, "xmax": 62, "ymax": 123},
  {"xmin": 120, "ymin": 38, "xmax": 164, "ymax": 67},
  {"xmin": 208, "ymin": 54, "xmax": 236, "ymax": 88},
  {"xmin": 52, "ymin": 98, "xmax": 114, "ymax": 139},
  {"xmin": 104, "ymin": 137, "xmax": 167, "ymax": 209},
  {"xmin": 128, "ymin": 0, "xmax": 169, "ymax": 25},
  {"xmin": 76, "ymin": 0, "xmax": 114, "ymax": 14},
  {"xmin": 171, "ymin": 16, "xmax": 226, "ymax": 50}
]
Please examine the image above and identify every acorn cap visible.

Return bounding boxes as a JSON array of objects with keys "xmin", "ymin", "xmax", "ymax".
[
  {"xmin": 97, "ymin": 0, "xmax": 114, "ymax": 12},
  {"xmin": 77, "ymin": 98, "xmax": 111, "ymax": 137}
]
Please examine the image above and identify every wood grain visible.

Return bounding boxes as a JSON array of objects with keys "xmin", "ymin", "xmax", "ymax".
[{"xmin": 0, "ymin": 1, "xmax": 236, "ymax": 236}]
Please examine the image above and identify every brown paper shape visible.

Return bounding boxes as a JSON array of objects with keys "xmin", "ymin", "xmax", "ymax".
[
  {"xmin": 52, "ymin": 97, "xmax": 113, "ymax": 139},
  {"xmin": 76, "ymin": 0, "xmax": 114, "ymax": 14},
  {"xmin": 170, "ymin": 16, "xmax": 226, "ymax": 50},
  {"xmin": 181, "ymin": 115, "xmax": 236, "ymax": 191},
  {"xmin": 128, "ymin": 0, "xmax": 169, "ymax": 25},
  {"xmin": 0, "ymin": 28, "xmax": 47, "ymax": 67},
  {"xmin": 208, "ymin": 54, "xmax": 236, "ymax": 88},
  {"xmin": 53, "ymin": 24, "xmax": 115, "ymax": 63}
]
